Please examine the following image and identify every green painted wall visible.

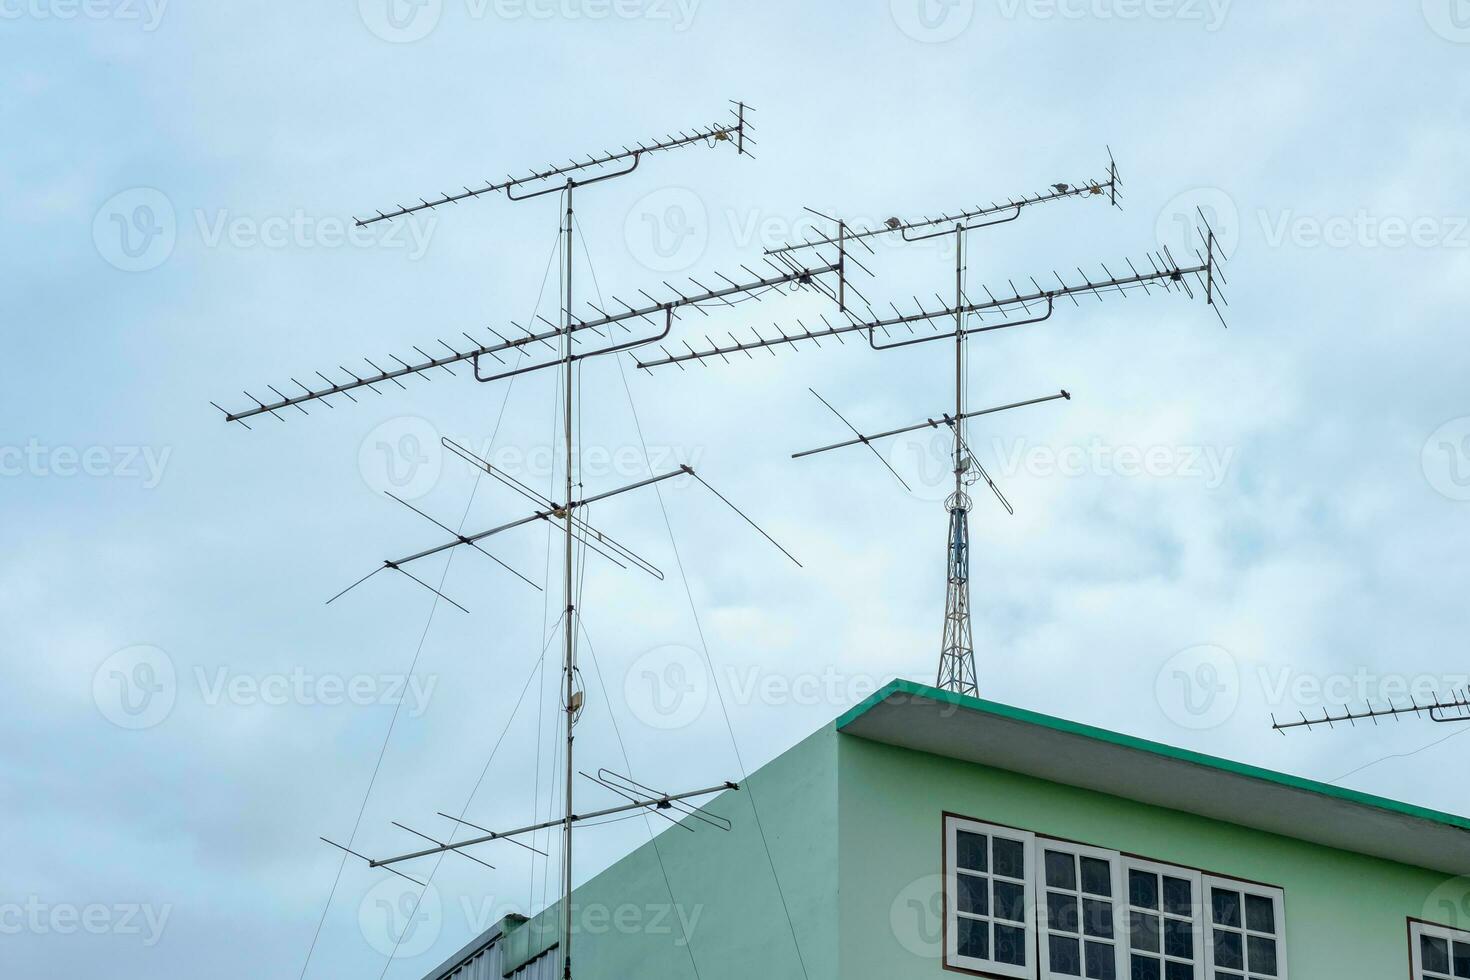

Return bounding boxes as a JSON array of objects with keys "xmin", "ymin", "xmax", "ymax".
[
  {"xmin": 503, "ymin": 725, "xmax": 839, "ymax": 980},
  {"xmin": 836, "ymin": 732, "xmax": 1470, "ymax": 979}
]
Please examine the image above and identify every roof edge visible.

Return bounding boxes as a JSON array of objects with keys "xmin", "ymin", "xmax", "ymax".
[{"xmin": 837, "ymin": 678, "xmax": 1470, "ymax": 836}]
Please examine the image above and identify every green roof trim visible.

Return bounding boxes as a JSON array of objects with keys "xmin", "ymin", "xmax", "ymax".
[{"xmin": 837, "ymin": 678, "xmax": 1470, "ymax": 835}]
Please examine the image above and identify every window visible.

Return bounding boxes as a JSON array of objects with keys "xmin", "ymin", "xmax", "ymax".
[
  {"xmin": 941, "ymin": 816, "xmax": 1289, "ymax": 980},
  {"xmin": 1037, "ymin": 841, "xmax": 1125, "ymax": 980},
  {"xmin": 1412, "ymin": 921, "xmax": 1470, "ymax": 980},
  {"xmin": 945, "ymin": 817, "xmax": 1036, "ymax": 978},
  {"xmin": 1124, "ymin": 859, "xmax": 1203, "ymax": 980},
  {"xmin": 1202, "ymin": 877, "xmax": 1286, "ymax": 980}
]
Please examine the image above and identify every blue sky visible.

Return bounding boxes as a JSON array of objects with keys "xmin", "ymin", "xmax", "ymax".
[{"xmin": 5, "ymin": 2, "xmax": 1470, "ymax": 977}]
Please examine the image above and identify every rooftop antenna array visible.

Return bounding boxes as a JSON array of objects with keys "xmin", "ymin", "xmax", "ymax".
[
  {"xmin": 635, "ymin": 155, "xmax": 1230, "ymax": 698},
  {"xmin": 213, "ymin": 102, "xmax": 837, "ymax": 979}
]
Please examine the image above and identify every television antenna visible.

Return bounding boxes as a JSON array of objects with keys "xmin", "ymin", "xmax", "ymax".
[
  {"xmin": 213, "ymin": 102, "xmax": 842, "ymax": 979},
  {"xmin": 1271, "ymin": 688, "xmax": 1470, "ymax": 734},
  {"xmin": 635, "ymin": 164, "xmax": 1229, "ymax": 697}
]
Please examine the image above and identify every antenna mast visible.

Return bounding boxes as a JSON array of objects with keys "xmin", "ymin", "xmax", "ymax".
[
  {"xmin": 215, "ymin": 103, "xmax": 831, "ymax": 980},
  {"xmin": 637, "ymin": 157, "xmax": 1230, "ymax": 697}
]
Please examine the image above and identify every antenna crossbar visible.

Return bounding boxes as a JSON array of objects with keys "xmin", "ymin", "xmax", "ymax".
[
  {"xmin": 1271, "ymin": 689, "xmax": 1470, "ymax": 734},
  {"xmin": 793, "ymin": 390, "xmax": 1072, "ymax": 459},
  {"xmin": 366, "ymin": 781, "xmax": 739, "ymax": 869}
]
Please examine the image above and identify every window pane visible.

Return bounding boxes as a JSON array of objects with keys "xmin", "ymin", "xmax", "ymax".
[
  {"xmin": 1454, "ymin": 940, "xmax": 1470, "ymax": 978},
  {"xmin": 1247, "ymin": 934, "xmax": 1277, "ymax": 976},
  {"xmin": 1083, "ymin": 897, "xmax": 1115, "ymax": 939},
  {"xmin": 1130, "ymin": 870, "xmax": 1159, "ymax": 910},
  {"xmin": 1211, "ymin": 889, "xmax": 1241, "ymax": 928},
  {"xmin": 993, "ymin": 879, "xmax": 1026, "ymax": 923},
  {"xmin": 1082, "ymin": 857, "xmax": 1113, "ymax": 897},
  {"xmin": 996, "ymin": 923, "xmax": 1027, "ymax": 966},
  {"xmin": 1163, "ymin": 916, "xmax": 1194, "ymax": 959},
  {"xmin": 1213, "ymin": 929, "xmax": 1244, "ymax": 970},
  {"xmin": 1129, "ymin": 910, "xmax": 1160, "ymax": 953},
  {"xmin": 1164, "ymin": 962, "xmax": 1192, "ymax": 980},
  {"xmin": 957, "ymin": 873, "xmax": 989, "ymax": 916},
  {"xmin": 1050, "ymin": 934, "xmax": 1082, "ymax": 976},
  {"xmin": 1162, "ymin": 876, "xmax": 1192, "ymax": 917},
  {"xmin": 1424, "ymin": 935, "xmax": 1452, "ymax": 975},
  {"xmin": 994, "ymin": 837, "xmax": 1026, "ymax": 880},
  {"xmin": 1243, "ymin": 893, "xmax": 1274, "ymax": 934},
  {"xmin": 1129, "ymin": 955, "xmax": 1161, "ymax": 980},
  {"xmin": 1048, "ymin": 850, "xmax": 1079, "ymax": 889},
  {"xmin": 956, "ymin": 831, "xmax": 988, "ymax": 873},
  {"xmin": 1085, "ymin": 939, "xmax": 1117, "ymax": 980},
  {"xmin": 957, "ymin": 915, "xmax": 989, "ymax": 960},
  {"xmin": 1049, "ymin": 891, "xmax": 1080, "ymax": 932}
]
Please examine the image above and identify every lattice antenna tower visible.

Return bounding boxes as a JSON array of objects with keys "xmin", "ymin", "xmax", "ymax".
[
  {"xmin": 213, "ymin": 102, "xmax": 839, "ymax": 979},
  {"xmin": 635, "ymin": 155, "xmax": 1230, "ymax": 698}
]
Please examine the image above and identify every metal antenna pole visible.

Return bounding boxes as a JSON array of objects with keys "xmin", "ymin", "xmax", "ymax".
[
  {"xmin": 939, "ymin": 224, "xmax": 979, "ymax": 696},
  {"xmin": 560, "ymin": 179, "xmax": 577, "ymax": 980}
]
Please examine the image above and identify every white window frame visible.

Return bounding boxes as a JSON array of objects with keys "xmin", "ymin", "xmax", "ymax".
[
  {"xmin": 1121, "ymin": 857, "xmax": 1205, "ymax": 980},
  {"xmin": 1035, "ymin": 839, "xmax": 1128, "ymax": 980},
  {"xmin": 944, "ymin": 816, "xmax": 1037, "ymax": 979},
  {"xmin": 1200, "ymin": 875, "xmax": 1288, "ymax": 979},
  {"xmin": 1411, "ymin": 920, "xmax": 1470, "ymax": 980}
]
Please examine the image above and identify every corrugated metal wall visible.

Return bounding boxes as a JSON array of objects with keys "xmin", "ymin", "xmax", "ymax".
[{"xmin": 432, "ymin": 937, "xmax": 560, "ymax": 980}]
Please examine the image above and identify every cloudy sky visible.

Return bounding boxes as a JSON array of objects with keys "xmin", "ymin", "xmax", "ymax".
[{"xmin": 6, "ymin": 2, "xmax": 1470, "ymax": 976}]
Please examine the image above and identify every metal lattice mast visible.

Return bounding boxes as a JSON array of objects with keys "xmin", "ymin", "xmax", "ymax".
[{"xmin": 938, "ymin": 224, "xmax": 979, "ymax": 696}]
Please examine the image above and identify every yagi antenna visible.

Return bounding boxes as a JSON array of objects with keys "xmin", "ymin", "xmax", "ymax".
[
  {"xmin": 213, "ymin": 103, "xmax": 825, "ymax": 980},
  {"xmin": 1271, "ymin": 688, "xmax": 1470, "ymax": 735},
  {"xmin": 638, "ymin": 169, "xmax": 1231, "ymax": 701}
]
